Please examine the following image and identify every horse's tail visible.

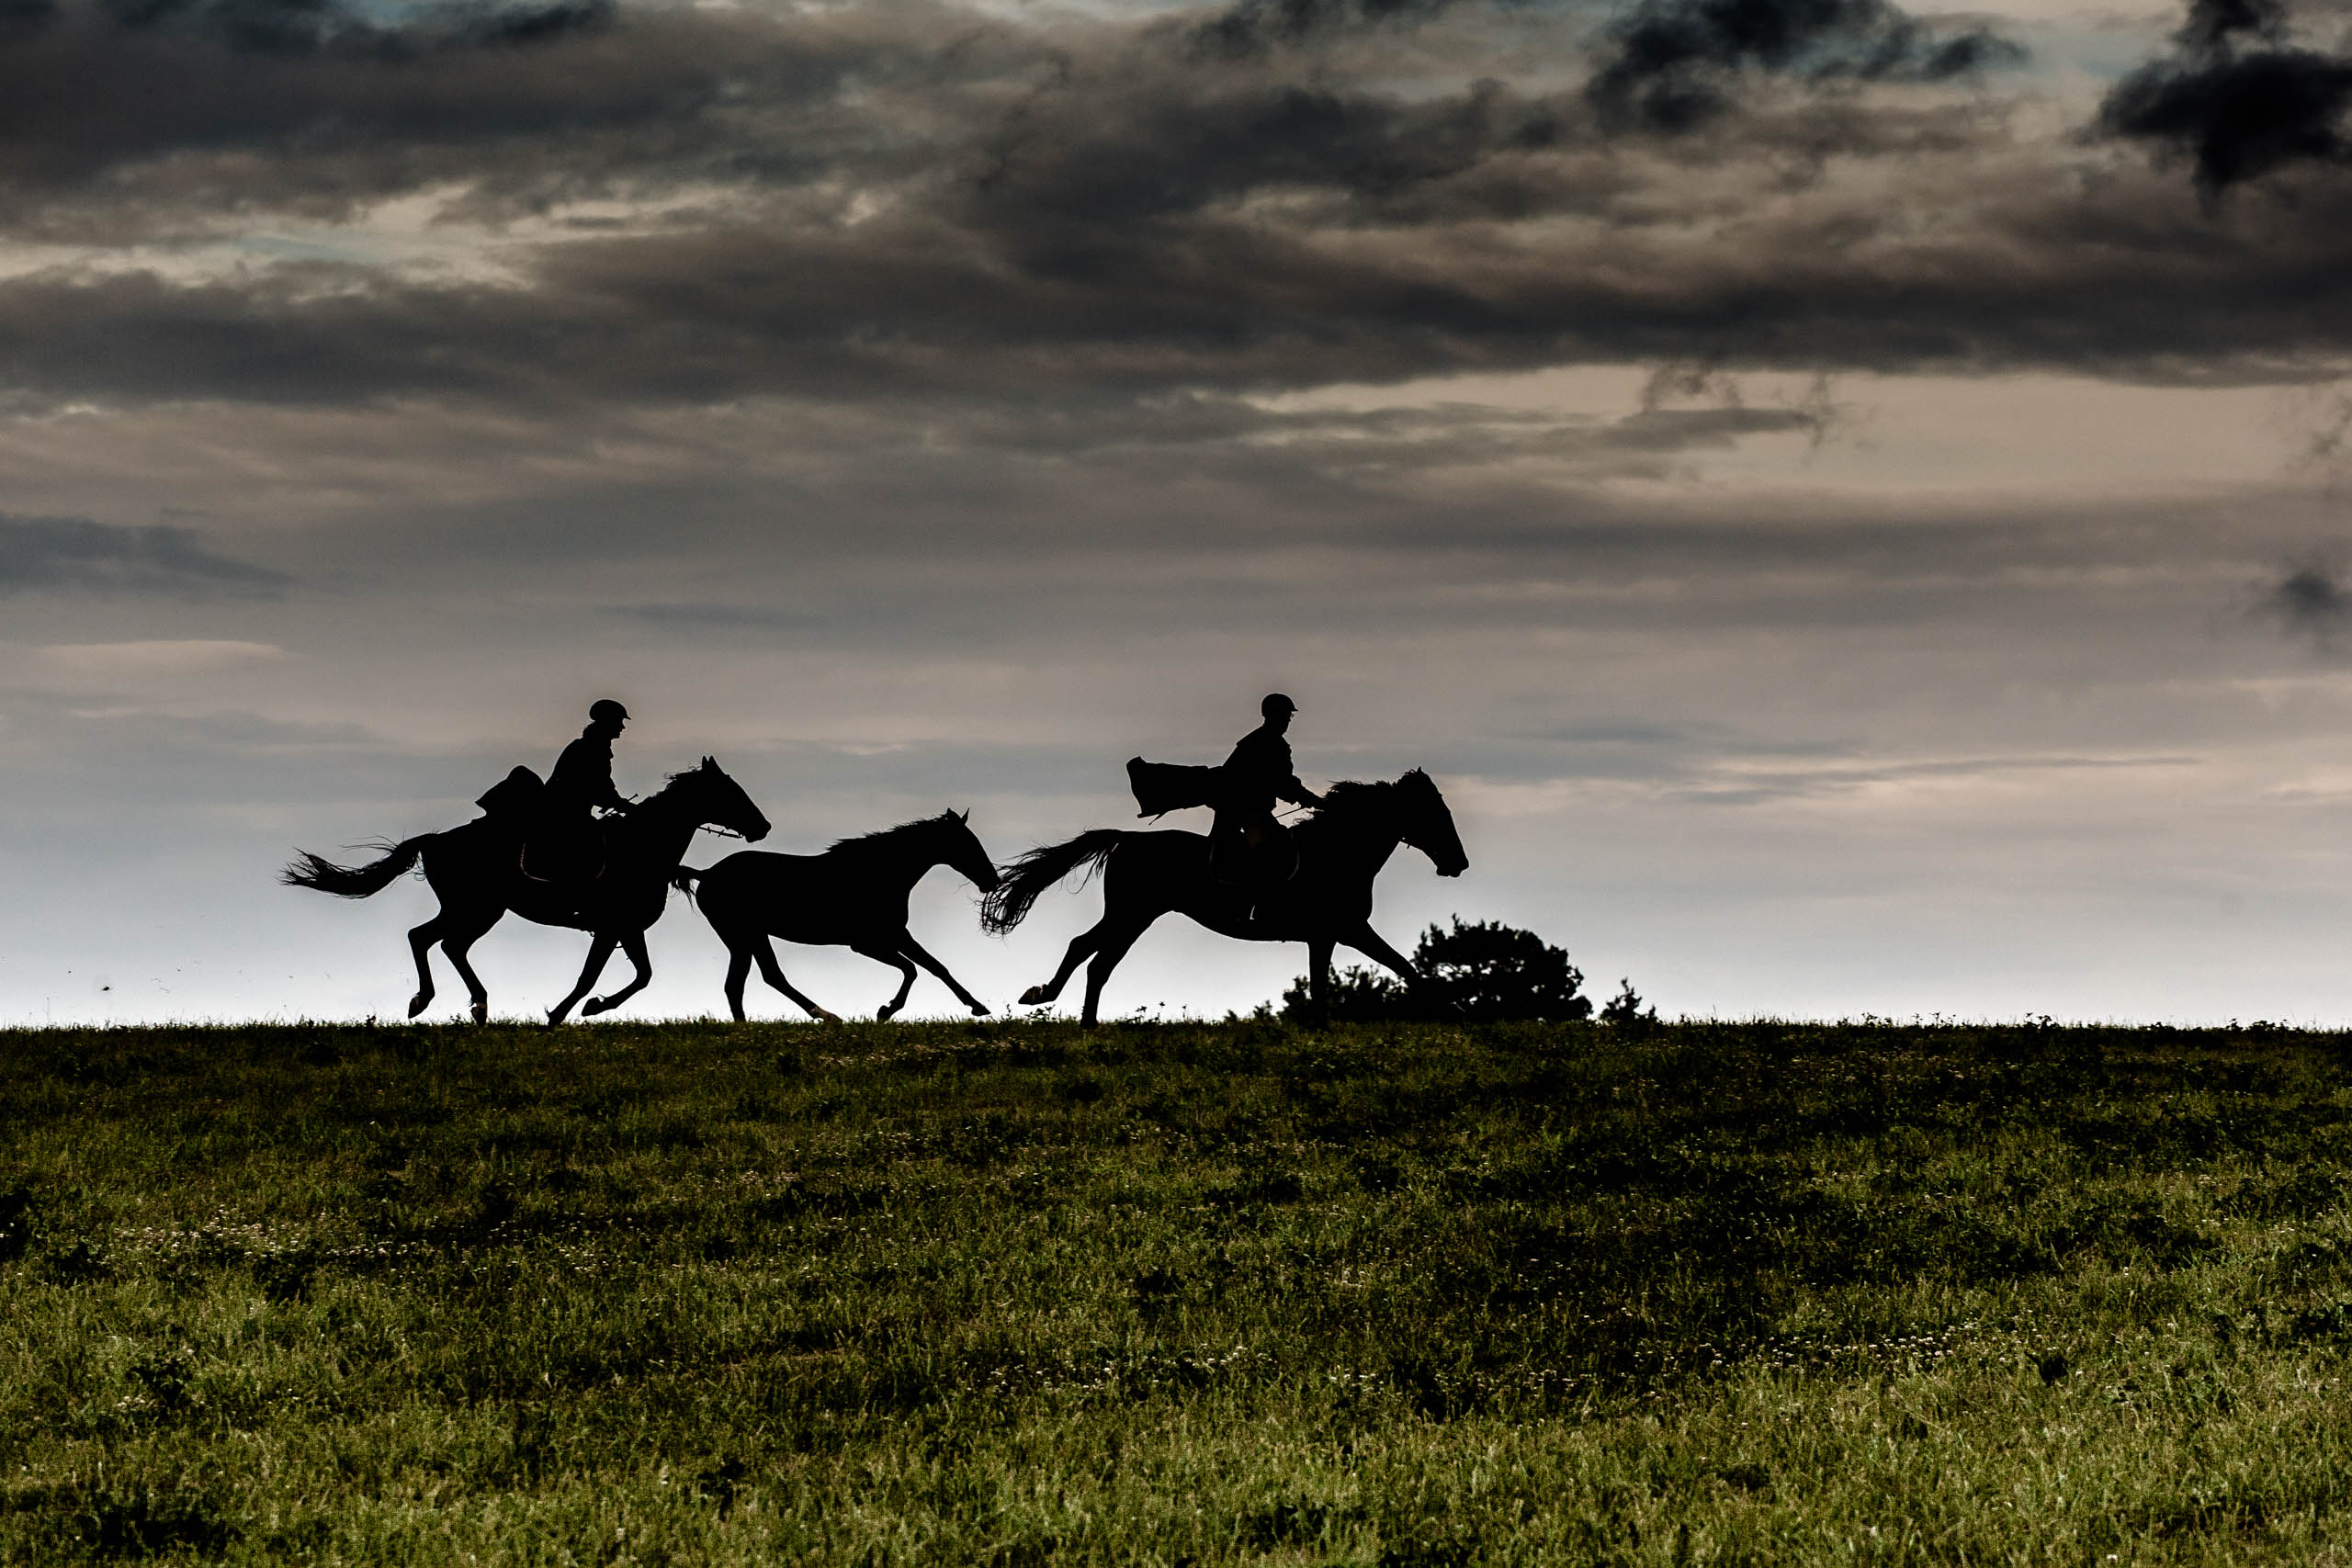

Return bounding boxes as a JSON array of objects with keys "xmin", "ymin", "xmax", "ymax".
[
  {"xmin": 280, "ymin": 835, "xmax": 433, "ymax": 898},
  {"xmin": 981, "ymin": 829, "xmax": 1125, "ymax": 934},
  {"xmin": 670, "ymin": 865, "xmax": 703, "ymax": 905}
]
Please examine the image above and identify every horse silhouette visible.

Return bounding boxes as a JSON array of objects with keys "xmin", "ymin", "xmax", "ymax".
[
  {"xmin": 281, "ymin": 758, "xmax": 770, "ymax": 1025},
  {"xmin": 983, "ymin": 770, "xmax": 1466, "ymax": 1025},
  {"xmin": 685, "ymin": 809, "xmax": 1001, "ymax": 1021}
]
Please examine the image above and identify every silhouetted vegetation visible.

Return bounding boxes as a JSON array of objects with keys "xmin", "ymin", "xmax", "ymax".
[
  {"xmin": 1283, "ymin": 917, "xmax": 1598, "ymax": 1021},
  {"xmin": 3, "ymin": 1016, "xmax": 2350, "ymax": 1561}
]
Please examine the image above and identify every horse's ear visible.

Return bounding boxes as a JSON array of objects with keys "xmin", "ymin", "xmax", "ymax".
[
  {"xmin": 703, "ymin": 755, "xmax": 716, "ymax": 769},
  {"xmin": 957, "ymin": 808, "xmax": 970, "ymax": 823}
]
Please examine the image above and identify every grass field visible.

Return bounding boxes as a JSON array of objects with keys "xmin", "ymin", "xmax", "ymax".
[{"xmin": 5, "ymin": 1017, "xmax": 2352, "ymax": 1564}]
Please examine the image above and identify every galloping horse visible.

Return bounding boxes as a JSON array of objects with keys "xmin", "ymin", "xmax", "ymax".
[
  {"xmin": 282, "ymin": 758, "xmax": 770, "ymax": 1025},
  {"xmin": 687, "ymin": 809, "xmax": 1001, "ymax": 1021},
  {"xmin": 983, "ymin": 770, "xmax": 1467, "ymax": 1025}
]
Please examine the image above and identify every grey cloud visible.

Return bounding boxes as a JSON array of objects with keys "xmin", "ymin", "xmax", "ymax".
[
  {"xmin": 2256, "ymin": 561, "xmax": 2352, "ymax": 646},
  {"xmin": 1187, "ymin": 0, "xmax": 1464, "ymax": 61},
  {"xmin": 0, "ymin": 513, "xmax": 285, "ymax": 596},
  {"xmin": 2098, "ymin": 0, "xmax": 2352, "ymax": 201},
  {"xmin": 1586, "ymin": 0, "xmax": 2023, "ymax": 134},
  {"xmin": 0, "ymin": 0, "xmax": 2338, "ymax": 414}
]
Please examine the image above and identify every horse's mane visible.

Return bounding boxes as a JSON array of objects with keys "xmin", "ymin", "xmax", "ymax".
[
  {"xmin": 1297, "ymin": 771, "xmax": 1431, "ymax": 835},
  {"xmin": 826, "ymin": 810, "xmax": 962, "ymax": 858}
]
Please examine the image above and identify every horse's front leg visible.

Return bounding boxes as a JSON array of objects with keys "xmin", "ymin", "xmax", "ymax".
[
  {"xmin": 897, "ymin": 932, "xmax": 990, "ymax": 1017},
  {"xmin": 1306, "ymin": 936, "xmax": 1336, "ymax": 1019},
  {"xmin": 582, "ymin": 931, "xmax": 653, "ymax": 1018},
  {"xmin": 1019, "ymin": 922, "xmax": 1103, "ymax": 1008},
  {"xmin": 548, "ymin": 933, "xmax": 618, "ymax": 1026},
  {"xmin": 1346, "ymin": 925, "xmax": 1424, "ymax": 989},
  {"xmin": 854, "ymin": 942, "xmax": 920, "ymax": 1021}
]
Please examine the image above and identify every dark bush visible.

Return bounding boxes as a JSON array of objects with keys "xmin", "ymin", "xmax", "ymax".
[{"xmin": 1282, "ymin": 919, "xmax": 1598, "ymax": 1022}]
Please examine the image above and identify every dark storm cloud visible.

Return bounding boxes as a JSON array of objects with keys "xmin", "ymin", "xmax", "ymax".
[
  {"xmin": 1586, "ymin": 0, "xmax": 2022, "ymax": 133},
  {"xmin": 1187, "ymin": 0, "xmax": 1462, "ymax": 61},
  {"xmin": 93, "ymin": 0, "xmax": 612, "ymax": 59},
  {"xmin": 0, "ymin": 0, "xmax": 2337, "ymax": 415},
  {"xmin": 2099, "ymin": 0, "xmax": 2352, "ymax": 201},
  {"xmin": 0, "ymin": 513, "xmax": 285, "ymax": 596}
]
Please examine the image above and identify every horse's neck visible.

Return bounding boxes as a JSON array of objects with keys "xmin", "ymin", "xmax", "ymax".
[
  {"xmin": 621, "ymin": 792, "xmax": 704, "ymax": 865},
  {"xmin": 1309, "ymin": 807, "xmax": 1404, "ymax": 874},
  {"xmin": 847, "ymin": 834, "xmax": 947, "ymax": 895}
]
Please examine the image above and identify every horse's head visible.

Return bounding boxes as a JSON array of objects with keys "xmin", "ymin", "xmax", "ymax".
[
  {"xmin": 684, "ymin": 756, "xmax": 770, "ymax": 843},
  {"xmin": 935, "ymin": 807, "xmax": 1001, "ymax": 895},
  {"xmin": 1395, "ymin": 769, "xmax": 1467, "ymax": 877}
]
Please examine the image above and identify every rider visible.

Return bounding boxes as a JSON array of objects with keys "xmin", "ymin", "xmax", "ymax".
[
  {"xmin": 526, "ymin": 699, "xmax": 633, "ymax": 886},
  {"xmin": 1211, "ymin": 693, "xmax": 1323, "ymax": 896}
]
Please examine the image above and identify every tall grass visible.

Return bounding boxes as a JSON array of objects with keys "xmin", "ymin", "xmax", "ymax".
[{"xmin": 2, "ymin": 1017, "xmax": 2350, "ymax": 1562}]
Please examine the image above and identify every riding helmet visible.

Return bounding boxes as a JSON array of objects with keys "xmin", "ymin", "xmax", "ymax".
[
  {"xmin": 1261, "ymin": 693, "xmax": 1297, "ymax": 717},
  {"xmin": 589, "ymin": 698, "xmax": 630, "ymax": 725}
]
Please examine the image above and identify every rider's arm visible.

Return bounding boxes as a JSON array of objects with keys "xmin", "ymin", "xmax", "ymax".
[{"xmin": 1279, "ymin": 774, "xmax": 1323, "ymax": 807}]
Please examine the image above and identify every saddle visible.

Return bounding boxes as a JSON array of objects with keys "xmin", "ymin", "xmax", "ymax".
[{"xmin": 476, "ymin": 766, "xmax": 609, "ymax": 886}]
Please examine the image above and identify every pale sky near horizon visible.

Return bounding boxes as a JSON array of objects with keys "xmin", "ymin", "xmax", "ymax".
[{"xmin": 5, "ymin": 0, "xmax": 2352, "ymax": 1026}]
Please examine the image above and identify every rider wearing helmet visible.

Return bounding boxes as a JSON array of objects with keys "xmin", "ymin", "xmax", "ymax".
[
  {"xmin": 526, "ymin": 699, "xmax": 633, "ymax": 886},
  {"xmin": 1211, "ymin": 693, "xmax": 1323, "ymax": 889},
  {"xmin": 549, "ymin": 699, "xmax": 633, "ymax": 820}
]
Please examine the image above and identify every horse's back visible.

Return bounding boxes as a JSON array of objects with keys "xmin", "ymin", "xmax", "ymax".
[{"xmin": 695, "ymin": 849, "xmax": 865, "ymax": 934}]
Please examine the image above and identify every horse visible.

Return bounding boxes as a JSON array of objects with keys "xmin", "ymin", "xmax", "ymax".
[
  {"xmin": 982, "ymin": 769, "xmax": 1467, "ymax": 1025},
  {"xmin": 685, "ymin": 809, "xmax": 1002, "ymax": 1022},
  {"xmin": 281, "ymin": 758, "xmax": 771, "ymax": 1025}
]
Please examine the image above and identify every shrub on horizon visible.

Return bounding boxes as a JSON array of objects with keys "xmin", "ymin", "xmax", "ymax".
[{"xmin": 1281, "ymin": 917, "xmax": 1599, "ymax": 1023}]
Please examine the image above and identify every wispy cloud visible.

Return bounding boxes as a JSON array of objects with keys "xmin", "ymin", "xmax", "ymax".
[{"xmin": 0, "ymin": 513, "xmax": 285, "ymax": 597}]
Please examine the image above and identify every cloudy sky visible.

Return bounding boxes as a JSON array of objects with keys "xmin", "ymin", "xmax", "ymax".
[{"xmin": 4, "ymin": 0, "xmax": 2351, "ymax": 1023}]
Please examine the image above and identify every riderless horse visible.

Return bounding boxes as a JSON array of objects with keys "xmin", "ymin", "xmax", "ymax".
[
  {"xmin": 685, "ymin": 809, "xmax": 1001, "ymax": 1022},
  {"xmin": 983, "ymin": 770, "xmax": 1466, "ymax": 1025},
  {"xmin": 281, "ymin": 758, "xmax": 769, "ymax": 1025}
]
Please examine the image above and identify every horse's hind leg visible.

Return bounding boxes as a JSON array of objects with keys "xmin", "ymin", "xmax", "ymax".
[
  {"xmin": 753, "ymin": 939, "xmax": 841, "ymax": 1023},
  {"xmin": 548, "ymin": 934, "xmax": 618, "ymax": 1027},
  {"xmin": 723, "ymin": 942, "xmax": 754, "ymax": 1021},
  {"xmin": 406, "ymin": 916, "xmax": 445, "ymax": 1019},
  {"xmin": 582, "ymin": 931, "xmax": 653, "ymax": 1018},
  {"xmin": 852, "ymin": 942, "xmax": 920, "ymax": 1021},
  {"xmin": 1019, "ymin": 924, "xmax": 1103, "ymax": 1008},
  {"xmin": 439, "ymin": 908, "xmax": 503, "ymax": 1025},
  {"xmin": 1079, "ymin": 918, "xmax": 1153, "ymax": 1028},
  {"xmin": 897, "ymin": 932, "xmax": 990, "ymax": 1018}
]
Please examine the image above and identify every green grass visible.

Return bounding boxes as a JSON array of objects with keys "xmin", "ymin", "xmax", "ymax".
[{"xmin": 5, "ymin": 1018, "xmax": 2352, "ymax": 1563}]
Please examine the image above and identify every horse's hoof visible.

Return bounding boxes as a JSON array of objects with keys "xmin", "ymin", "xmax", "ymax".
[
  {"xmin": 876, "ymin": 1005, "xmax": 899, "ymax": 1022},
  {"xmin": 582, "ymin": 998, "xmax": 611, "ymax": 1018},
  {"xmin": 543, "ymin": 1010, "xmax": 563, "ymax": 1028},
  {"xmin": 408, "ymin": 995, "xmax": 430, "ymax": 1020},
  {"xmin": 1018, "ymin": 986, "xmax": 1048, "ymax": 1006},
  {"xmin": 470, "ymin": 1003, "xmax": 487, "ymax": 1025},
  {"xmin": 970, "ymin": 1002, "xmax": 992, "ymax": 1017},
  {"xmin": 814, "ymin": 1009, "xmax": 842, "ymax": 1023}
]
